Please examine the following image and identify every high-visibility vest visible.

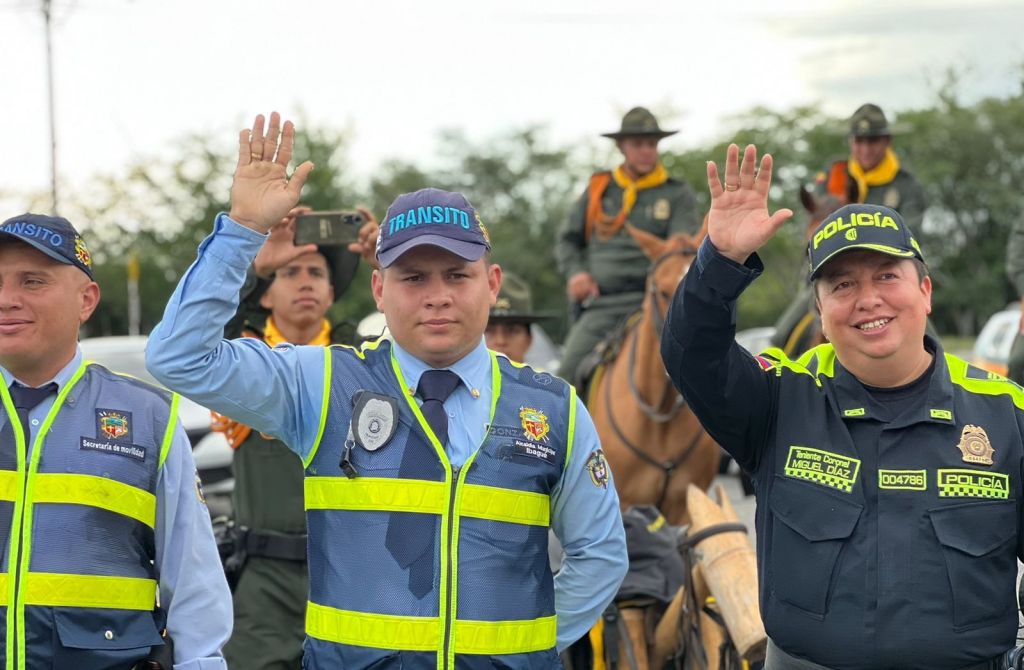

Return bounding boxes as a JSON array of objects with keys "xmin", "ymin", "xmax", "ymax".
[
  {"xmin": 0, "ymin": 362, "xmax": 176, "ymax": 670},
  {"xmin": 303, "ymin": 341, "xmax": 576, "ymax": 669}
]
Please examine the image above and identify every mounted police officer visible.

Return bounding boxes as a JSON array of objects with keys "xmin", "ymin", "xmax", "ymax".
[
  {"xmin": 485, "ymin": 271, "xmax": 553, "ymax": 365},
  {"xmin": 217, "ymin": 206, "xmax": 379, "ymax": 670},
  {"xmin": 0, "ymin": 214, "xmax": 231, "ymax": 669},
  {"xmin": 815, "ymin": 103, "xmax": 927, "ymax": 229},
  {"xmin": 662, "ymin": 143, "xmax": 1024, "ymax": 669},
  {"xmin": 555, "ymin": 107, "xmax": 701, "ymax": 384},
  {"xmin": 146, "ymin": 111, "xmax": 628, "ymax": 668}
]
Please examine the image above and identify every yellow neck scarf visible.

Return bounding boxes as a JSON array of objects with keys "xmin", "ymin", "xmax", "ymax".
[
  {"xmin": 212, "ymin": 317, "xmax": 331, "ymax": 448},
  {"xmin": 264, "ymin": 316, "xmax": 332, "ymax": 347},
  {"xmin": 848, "ymin": 148, "xmax": 900, "ymax": 202},
  {"xmin": 586, "ymin": 164, "xmax": 669, "ymax": 241},
  {"xmin": 612, "ymin": 163, "xmax": 669, "ymax": 218}
]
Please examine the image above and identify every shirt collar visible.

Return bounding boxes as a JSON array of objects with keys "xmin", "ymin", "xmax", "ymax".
[
  {"xmin": 1, "ymin": 347, "xmax": 83, "ymax": 392},
  {"xmin": 392, "ymin": 337, "xmax": 492, "ymax": 397}
]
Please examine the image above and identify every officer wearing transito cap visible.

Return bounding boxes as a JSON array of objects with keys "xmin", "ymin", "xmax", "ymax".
[
  {"xmin": 146, "ymin": 111, "xmax": 628, "ymax": 668},
  {"xmin": 661, "ymin": 143, "xmax": 1024, "ymax": 669},
  {"xmin": 0, "ymin": 214, "xmax": 230, "ymax": 668},
  {"xmin": 555, "ymin": 107, "xmax": 702, "ymax": 384}
]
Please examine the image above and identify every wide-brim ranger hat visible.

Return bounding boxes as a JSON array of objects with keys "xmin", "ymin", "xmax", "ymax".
[
  {"xmin": 601, "ymin": 107, "xmax": 678, "ymax": 140},
  {"xmin": 0, "ymin": 213, "xmax": 94, "ymax": 280},
  {"xmin": 376, "ymin": 188, "xmax": 491, "ymax": 268},
  {"xmin": 489, "ymin": 272, "xmax": 554, "ymax": 324},
  {"xmin": 848, "ymin": 103, "xmax": 903, "ymax": 138},
  {"xmin": 808, "ymin": 204, "xmax": 925, "ymax": 280}
]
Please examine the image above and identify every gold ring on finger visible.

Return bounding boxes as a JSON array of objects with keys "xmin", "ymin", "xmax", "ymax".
[
  {"xmin": 725, "ymin": 183, "xmax": 739, "ymax": 191},
  {"xmin": 251, "ymin": 153, "xmax": 263, "ymax": 161}
]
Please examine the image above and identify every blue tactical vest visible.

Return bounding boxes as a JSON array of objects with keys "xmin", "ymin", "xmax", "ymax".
[
  {"xmin": 302, "ymin": 341, "xmax": 576, "ymax": 670},
  {"xmin": 0, "ymin": 362, "xmax": 176, "ymax": 670}
]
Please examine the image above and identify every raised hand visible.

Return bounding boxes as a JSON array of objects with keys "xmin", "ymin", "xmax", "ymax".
[
  {"xmin": 706, "ymin": 144, "xmax": 793, "ymax": 264},
  {"xmin": 253, "ymin": 207, "xmax": 319, "ymax": 279},
  {"xmin": 229, "ymin": 112, "xmax": 315, "ymax": 234}
]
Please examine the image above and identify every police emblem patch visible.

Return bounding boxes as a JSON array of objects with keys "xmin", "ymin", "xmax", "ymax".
[
  {"xmin": 96, "ymin": 409, "xmax": 131, "ymax": 441},
  {"xmin": 586, "ymin": 450, "xmax": 610, "ymax": 489},
  {"xmin": 194, "ymin": 472, "xmax": 207, "ymax": 505},
  {"xmin": 956, "ymin": 424, "xmax": 994, "ymax": 465},
  {"xmin": 844, "ymin": 228, "xmax": 857, "ymax": 241},
  {"xmin": 351, "ymin": 391, "xmax": 399, "ymax": 452},
  {"xmin": 653, "ymin": 198, "xmax": 671, "ymax": 220},
  {"xmin": 520, "ymin": 407, "xmax": 550, "ymax": 442},
  {"xmin": 883, "ymin": 187, "xmax": 901, "ymax": 209},
  {"xmin": 75, "ymin": 235, "xmax": 93, "ymax": 268}
]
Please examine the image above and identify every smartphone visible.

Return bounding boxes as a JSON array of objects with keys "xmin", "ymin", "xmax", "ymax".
[{"xmin": 294, "ymin": 211, "xmax": 365, "ymax": 246}]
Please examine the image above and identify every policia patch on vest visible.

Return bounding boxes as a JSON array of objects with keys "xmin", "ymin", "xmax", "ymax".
[
  {"xmin": 937, "ymin": 469, "xmax": 1009, "ymax": 499},
  {"xmin": 784, "ymin": 446, "xmax": 861, "ymax": 493}
]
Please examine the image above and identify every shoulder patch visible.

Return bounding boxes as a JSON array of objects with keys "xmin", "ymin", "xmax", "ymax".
[{"xmin": 754, "ymin": 355, "xmax": 776, "ymax": 371}]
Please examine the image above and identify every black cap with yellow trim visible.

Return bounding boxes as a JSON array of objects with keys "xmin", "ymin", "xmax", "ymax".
[{"xmin": 807, "ymin": 204, "xmax": 925, "ymax": 280}]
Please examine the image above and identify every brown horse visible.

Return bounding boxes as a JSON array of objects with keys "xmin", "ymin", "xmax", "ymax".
[{"xmin": 587, "ymin": 224, "xmax": 720, "ymax": 526}]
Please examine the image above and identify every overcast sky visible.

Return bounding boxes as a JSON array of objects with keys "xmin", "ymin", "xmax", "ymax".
[{"xmin": 2, "ymin": 0, "xmax": 1021, "ymax": 212}]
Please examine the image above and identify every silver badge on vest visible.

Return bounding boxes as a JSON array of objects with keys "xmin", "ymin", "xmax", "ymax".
[{"xmin": 352, "ymin": 391, "xmax": 399, "ymax": 452}]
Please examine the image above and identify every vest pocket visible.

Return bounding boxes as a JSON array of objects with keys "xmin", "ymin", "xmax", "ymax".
[
  {"xmin": 928, "ymin": 500, "xmax": 1017, "ymax": 629},
  {"xmin": 768, "ymin": 475, "xmax": 863, "ymax": 616},
  {"xmin": 53, "ymin": 608, "xmax": 163, "ymax": 670}
]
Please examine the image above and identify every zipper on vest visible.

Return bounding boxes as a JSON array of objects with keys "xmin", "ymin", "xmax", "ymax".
[{"xmin": 441, "ymin": 465, "xmax": 459, "ymax": 670}]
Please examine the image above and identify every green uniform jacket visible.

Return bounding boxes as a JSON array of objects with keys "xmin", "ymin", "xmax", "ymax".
[
  {"xmin": 556, "ymin": 174, "xmax": 700, "ymax": 299},
  {"xmin": 816, "ymin": 160, "xmax": 927, "ymax": 230}
]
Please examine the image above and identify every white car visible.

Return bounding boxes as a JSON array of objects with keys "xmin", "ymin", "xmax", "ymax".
[{"xmin": 972, "ymin": 303, "xmax": 1020, "ymax": 377}]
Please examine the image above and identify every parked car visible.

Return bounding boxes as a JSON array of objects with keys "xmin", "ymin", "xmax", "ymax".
[
  {"xmin": 79, "ymin": 335, "xmax": 233, "ymax": 517},
  {"xmin": 972, "ymin": 303, "xmax": 1020, "ymax": 377}
]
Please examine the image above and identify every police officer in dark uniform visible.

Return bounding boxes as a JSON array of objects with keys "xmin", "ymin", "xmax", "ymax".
[{"xmin": 661, "ymin": 144, "xmax": 1024, "ymax": 669}]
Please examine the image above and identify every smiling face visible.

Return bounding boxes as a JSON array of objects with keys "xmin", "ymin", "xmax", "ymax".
[
  {"xmin": 617, "ymin": 136, "xmax": 661, "ymax": 177},
  {"xmin": 372, "ymin": 245, "xmax": 501, "ymax": 368},
  {"xmin": 814, "ymin": 250, "xmax": 932, "ymax": 386},
  {"xmin": 0, "ymin": 240, "xmax": 100, "ymax": 385},
  {"xmin": 259, "ymin": 251, "xmax": 334, "ymax": 332},
  {"xmin": 849, "ymin": 135, "xmax": 891, "ymax": 172}
]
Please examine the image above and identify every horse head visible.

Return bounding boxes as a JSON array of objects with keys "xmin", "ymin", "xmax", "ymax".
[{"xmin": 625, "ymin": 222, "xmax": 703, "ymax": 325}]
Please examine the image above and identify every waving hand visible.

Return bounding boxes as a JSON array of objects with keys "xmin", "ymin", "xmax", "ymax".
[
  {"xmin": 229, "ymin": 112, "xmax": 315, "ymax": 234},
  {"xmin": 706, "ymin": 144, "xmax": 793, "ymax": 264}
]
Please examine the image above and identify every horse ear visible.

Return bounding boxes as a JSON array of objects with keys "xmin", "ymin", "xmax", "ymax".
[
  {"xmin": 799, "ymin": 186, "xmax": 816, "ymax": 213},
  {"xmin": 625, "ymin": 223, "xmax": 668, "ymax": 261}
]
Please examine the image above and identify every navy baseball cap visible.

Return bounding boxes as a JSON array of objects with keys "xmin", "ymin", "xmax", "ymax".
[
  {"xmin": 808, "ymin": 204, "xmax": 924, "ymax": 280},
  {"xmin": 0, "ymin": 214, "xmax": 95, "ymax": 280},
  {"xmin": 376, "ymin": 188, "xmax": 491, "ymax": 268}
]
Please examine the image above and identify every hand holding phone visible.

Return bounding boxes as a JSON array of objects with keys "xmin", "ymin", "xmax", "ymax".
[{"xmin": 294, "ymin": 211, "xmax": 366, "ymax": 246}]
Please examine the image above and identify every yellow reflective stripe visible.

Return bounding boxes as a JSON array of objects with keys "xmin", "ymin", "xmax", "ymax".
[
  {"xmin": 305, "ymin": 602, "xmax": 556, "ymax": 655},
  {"xmin": 21, "ymin": 573, "xmax": 156, "ymax": 610},
  {"xmin": 306, "ymin": 601, "xmax": 439, "ymax": 650},
  {"xmin": 0, "ymin": 573, "xmax": 6, "ymax": 606},
  {"xmin": 565, "ymin": 386, "xmax": 577, "ymax": 470},
  {"xmin": 0, "ymin": 471, "xmax": 17, "ymax": 502},
  {"xmin": 461, "ymin": 484, "xmax": 549, "ymax": 526},
  {"xmin": 946, "ymin": 353, "xmax": 1024, "ymax": 410},
  {"xmin": 303, "ymin": 347, "xmax": 333, "ymax": 469},
  {"xmin": 158, "ymin": 393, "xmax": 180, "ymax": 469},
  {"xmin": 33, "ymin": 473, "xmax": 156, "ymax": 528},
  {"xmin": 453, "ymin": 615, "xmax": 557, "ymax": 654},
  {"xmin": 304, "ymin": 477, "xmax": 447, "ymax": 514}
]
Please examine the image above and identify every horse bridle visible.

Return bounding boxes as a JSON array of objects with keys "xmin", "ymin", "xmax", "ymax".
[{"xmin": 603, "ymin": 246, "xmax": 704, "ymax": 509}]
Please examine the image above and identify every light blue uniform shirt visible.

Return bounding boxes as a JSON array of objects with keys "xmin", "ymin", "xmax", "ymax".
[
  {"xmin": 2, "ymin": 350, "xmax": 231, "ymax": 670},
  {"xmin": 147, "ymin": 213, "xmax": 628, "ymax": 650}
]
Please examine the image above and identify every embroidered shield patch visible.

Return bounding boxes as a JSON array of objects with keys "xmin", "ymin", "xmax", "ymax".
[
  {"xmin": 520, "ymin": 407, "xmax": 550, "ymax": 442},
  {"xmin": 586, "ymin": 450, "xmax": 610, "ymax": 489}
]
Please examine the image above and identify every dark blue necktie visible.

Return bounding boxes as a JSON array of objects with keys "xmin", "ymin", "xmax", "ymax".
[
  {"xmin": 384, "ymin": 370, "xmax": 461, "ymax": 599},
  {"xmin": 9, "ymin": 382, "xmax": 57, "ymax": 446}
]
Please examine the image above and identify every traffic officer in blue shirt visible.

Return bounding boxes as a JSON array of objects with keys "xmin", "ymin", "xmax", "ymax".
[
  {"xmin": 146, "ymin": 112, "xmax": 629, "ymax": 669},
  {"xmin": 0, "ymin": 214, "xmax": 231, "ymax": 669},
  {"xmin": 660, "ymin": 144, "xmax": 1024, "ymax": 670}
]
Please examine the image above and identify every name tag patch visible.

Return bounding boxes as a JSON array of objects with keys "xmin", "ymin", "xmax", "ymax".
[
  {"xmin": 937, "ymin": 469, "xmax": 1008, "ymax": 499},
  {"xmin": 879, "ymin": 469, "xmax": 926, "ymax": 491},
  {"xmin": 784, "ymin": 446, "xmax": 861, "ymax": 493},
  {"xmin": 512, "ymin": 440, "xmax": 556, "ymax": 465},
  {"xmin": 80, "ymin": 436, "xmax": 146, "ymax": 461}
]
